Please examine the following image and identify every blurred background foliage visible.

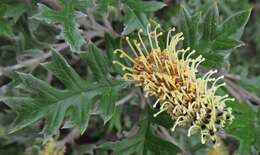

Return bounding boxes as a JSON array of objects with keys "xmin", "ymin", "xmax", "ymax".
[{"xmin": 0, "ymin": 0, "xmax": 259, "ymax": 155}]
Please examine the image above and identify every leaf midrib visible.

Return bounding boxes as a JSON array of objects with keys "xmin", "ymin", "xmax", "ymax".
[{"xmin": 42, "ymin": 81, "xmax": 123, "ymax": 109}]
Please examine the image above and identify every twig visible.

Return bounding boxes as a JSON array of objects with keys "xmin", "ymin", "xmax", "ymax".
[
  {"xmin": 223, "ymin": 79, "xmax": 244, "ymax": 101},
  {"xmin": 102, "ymin": 16, "xmax": 119, "ymax": 37},
  {"xmin": 116, "ymin": 90, "xmax": 137, "ymax": 106},
  {"xmin": 0, "ymin": 85, "xmax": 7, "ymax": 96},
  {"xmin": 79, "ymin": 10, "xmax": 119, "ymax": 41},
  {"xmin": 57, "ymin": 128, "xmax": 80, "ymax": 147},
  {"xmin": 23, "ymin": 0, "xmax": 32, "ymax": 6},
  {"xmin": 198, "ymin": 66, "xmax": 260, "ymax": 105},
  {"xmin": 0, "ymin": 53, "xmax": 51, "ymax": 76},
  {"xmin": 224, "ymin": 78, "xmax": 260, "ymax": 104},
  {"xmin": 254, "ymin": 3, "xmax": 260, "ymax": 11},
  {"xmin": 103, "ymin": 16, "xmax": 113, "ymax": 31},
  {"xmin": 136, "ymin": 89, "xmax": 147, "ymax": 109},
  {"xmin": 40, "ymin": 0, "xmax": 62, "ymax": 10},
  {"xmin": 83, "ymin": 31, "xmax": 104, "ymax": 41},
  {"xmin": 0, "ymin": 43, "xmax": 68, "ymax": 77},
  {"xmin": 223, "ymin": 73, "xmax": 241, "ymax": 81}
]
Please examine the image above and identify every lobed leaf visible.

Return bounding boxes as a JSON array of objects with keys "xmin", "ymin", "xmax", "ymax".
[
  {"xmin": 122, "ymin": 0, "xmax": 166, "ymax": 35},
  {"xmin": 217, "ymin": 8, "xmax": 252, "ymax": 38},
  {"xmin": 3, "ymin": 49, "xmax": 125, "ymax": 136},
  {"xmin": 99, "ymin": 88, "xmax": 118, "ymax": 124},
  {"xmin": 226, "ymin": 101, "xmax": 259, "ymax": 155},
  {"xmin": 105, "ymin": 33, "xmax": 124, "ymax": 74},
  {"xmin": 33, "ymin": 1, "xmax": 86, "ymax": 52},
  {"xmin": 202, "ymin": 3, "xmax": 219, "ymax": 41},
  {"xmin": 99, "ymin": 119, "xmax": 180, "ymax": 155},
  {"xmin": 0, "ymin": 2, "xmax": 27, "ymax": 37},
  {"xmin": 81, "ymin": 44, "xmax": 127, "ymax": 124},
  {"xmin": 180, "ymin": 6, "xmax": 200, "ymax": 49},
  {"xmin": 181, "ymin": 4, "xmax": 251, "ymax": 68},
  {"xmin": 80, "ymin": 43, "xmax": 110, "ymax": 82},
  {"xmin": 212, "ymin": 38, "xmax": 244, "ymax": 50}
]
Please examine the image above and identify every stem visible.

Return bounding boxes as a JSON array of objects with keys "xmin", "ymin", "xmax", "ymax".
[{"xmin": 0, "ymin": 43, "xmax": 68, "ymax": 77}]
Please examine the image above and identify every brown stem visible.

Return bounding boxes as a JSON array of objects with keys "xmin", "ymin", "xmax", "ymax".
[
  {"xmin": 0, "ymin": 43, "xmax": 68, "ymax": 77},
  {"xmin": 57, "ymin": 128, "xmax": 80, "ymax": 147},
  {"xmin": 40, "ymin": 0, "xmax": 62, "ymax": 10}
]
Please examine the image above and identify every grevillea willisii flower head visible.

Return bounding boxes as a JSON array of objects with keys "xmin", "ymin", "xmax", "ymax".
[
  {"xmin": 40, "ymin": 139, "xmax": 64, "ymax": 155},
  {"xmin": 112, "ymin": 23, "xmax": 234, "ymax": 145}
]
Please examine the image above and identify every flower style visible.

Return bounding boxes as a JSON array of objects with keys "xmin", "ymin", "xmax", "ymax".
[{"xmin": 112, "ymin": 23, "xmax": 234, "ymax": 145}]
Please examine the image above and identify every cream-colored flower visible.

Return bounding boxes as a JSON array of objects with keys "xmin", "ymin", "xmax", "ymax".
[
  {"xmin": 113, "ymin": 23, "xmax": 234, "ymax": 145},
  {"xmin": 40, "ymin": 138, "xmax": 64, "ymax": 155}
]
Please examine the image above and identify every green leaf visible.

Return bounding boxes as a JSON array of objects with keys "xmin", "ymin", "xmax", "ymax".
[
  {"xmin": 201, "ymin": 51, "xmax": 225, "ymax": 68},
  {"xmin": 43, "ymin": 49, "xmax": 87, "ymax": 91},
  {"xmin": 2, "ymin": 49, "xmax": 125, "ymax": 136},
  {"xmin": 3, "ymin": 3, "xmax": 27, "ymax": 23},
  {"xmin": 212, "ymin": 38, "xmax": 244, "ymax": 50},
  {"xmin": 122, "ymin": 4, "xmax": 146, "ymax": 35},
  {"xmin": 239, "ymin": 76, "xmax": 260, "ymax": 96},
  {"xmin": 2, "ymin": 97, "xmax": 46, "ymax": 133},
  {"xmin": 217, "ymin": 8, "xmax": 251, "ymax": 38},
  {"xmin": 202, "ymin": 3, "xmax": 219, "ymax": 41},
  {"xmin": 99, "ymin": 89, "xmax": 118, "ymax": 124},
  {"xmin": 80, "ymin": 44, "xmax": 110, "ymax": 82},
  {"xmin": 180, "ymin": 6, "xmax": 200, "ymax": 48},
  {"xmin": 96, "ymin": 0, "xmax": 119, "ymax": 15},
  {"xmin": 122, "ymin": 0, "xmax": 166, "ymax": 35},
  {"xmin": 99, "ymin": 119, "xmax": 180, "ymax": 155},
  {"xmin": 81, "ymin": 44, "xmax": 127, "ymax": 124},
  {"xmin": 69, "ymin": 92, "xmax": 98, "ymax": 134},
  {"xmin": 255, "ymin": 109, "xmax": 260, "ymax": 151},
  {"xmin": 33, "ymin": 1, "xmax": 86, "ymax": 52},
  {"xmin": 226, "ymin": 101, "xmax": 259, "ymax": 155},
  {"xmin": 125, "ymin": 0, "xmax": 166, "ymax": 12},
  {"xmin": 105, "ymin": 33, "xmax": 124, "ymax": 74},
  {"xmin": 188, "ymin": 6, "xmax": 251, "ymax": 68},
  {"xmin": 148, "ymin": 106, "xmax": 172, "ymax": 129},
  {"xmin": 108, "ymin": 108, "xmax": 122, "ymax": 132},
  {"xmin": 0, "ymin": 2, "xmax": 28, "ymax": 37},
  {"xmin": 0, "ymin": 18, "xmax": 13, "ymax": 37}
]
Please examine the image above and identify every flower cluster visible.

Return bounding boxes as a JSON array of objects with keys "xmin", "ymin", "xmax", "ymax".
[
  {"xmin": 113, "ymin": 23, "xmax": 234, "ymax": 145},
  {"xmin": 40, "ymin": 139, "xmax": 64, "ymax": 155}
]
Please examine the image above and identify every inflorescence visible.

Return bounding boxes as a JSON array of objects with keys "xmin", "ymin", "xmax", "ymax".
[
  {"xmin": 112, "ymin": 23, "xmax": 234, "ymax": 145},
  {"xmin": 40, "ymin": 139, "xmax": 64, "ymax": 155}
]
